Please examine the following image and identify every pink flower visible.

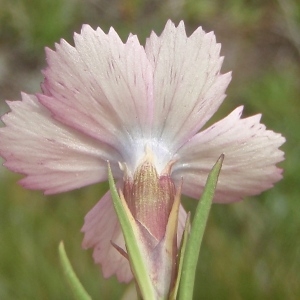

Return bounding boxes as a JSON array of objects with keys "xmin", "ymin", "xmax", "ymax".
[{"xmin": 0, "ymin": 20, "xmax": 285, "ymax": 285}]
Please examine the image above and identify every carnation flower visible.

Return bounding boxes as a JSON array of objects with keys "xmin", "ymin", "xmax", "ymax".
[{"xmin": 0, "ymin": 20, "xmax": 285, "ymax": 295}]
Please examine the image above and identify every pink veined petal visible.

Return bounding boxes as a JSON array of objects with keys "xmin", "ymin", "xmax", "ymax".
[
  {"xmin": 81, "ymin": 188, "xmax": 133, "ymax": 283},
  {"xmin": 40, "ymin": 24, "xmax": 153, "ymax": 170},
  {"xmin": 81, "ymin": 186, "xmax": 187, "ymax": 282},
  {"xmin": 0, "ymin": 93, "xmax": 122, "ymax": 194},
  {"xmin": 145, "ymin": 20, "xmax": 232, "ymax": 152},
  {"xmin": 173, "ymin": 106, "xmax": 286, "ymax": 203}
]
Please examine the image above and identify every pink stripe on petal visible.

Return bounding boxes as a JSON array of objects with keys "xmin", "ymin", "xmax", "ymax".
[
  {"xmin": 145, "ymin": 20, "xmax": 231, "ymax": 152},
  {"xmin": 173, "ymin": 106, "xmax": 285, "ymax": 203},
  {"xmin": 40, "ymin": 24, "xmax": 153, "ymax": 163},
  {"xmin": 0, "ymin": 94, "xmax": 122, "ymax": 194}
]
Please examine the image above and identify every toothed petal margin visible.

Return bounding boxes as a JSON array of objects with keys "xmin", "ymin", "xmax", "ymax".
[
  {"xmin": 173, "ymin": 106, "xmax": 285, "ymax": 203},
  {"xmin": 40, "ymin": 25, "xmax": 153, "ymax": 163},
  {"xmin": 0, "ymin": 94, "xmax": 122, "ymax": 194},
  {"xmin": 145, "ymin": 20, "xmax": 231, "ymax": 152}
]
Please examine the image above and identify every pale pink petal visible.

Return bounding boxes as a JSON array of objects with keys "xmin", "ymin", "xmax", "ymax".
[
  {"xmin": 173, "ymin": 106, "xmax": 285, "ymax": 203},
  {"xmin": 145, "ymin": 20, "xmax": 231, "ymax": 152},
  {"xmin": 81, "ymin": 186, "xmax": 187, "ymax": 282},
  {"xmin": 40, "ymin": 25, "xmax": 153, "ymax": 169},
  {"xmin": 0, "ymin": 93, "xmax": 122, "ymax": 194},
  {"xmin": 81, "ymin": 188, "xmax": 133, "ymax": 283}
]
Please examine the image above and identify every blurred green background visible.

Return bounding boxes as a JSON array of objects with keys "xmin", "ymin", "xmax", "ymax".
[{"xmin": 0, "ymin": 0, "xmax": 299, "ymax": 299}]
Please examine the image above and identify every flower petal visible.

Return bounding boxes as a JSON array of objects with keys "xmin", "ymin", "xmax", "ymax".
[
  {"xmin": 81, "ymin": 188, "xmax": 133, "ymax": 283},
  {"xmin": 40, "ymin": 25, "xmax": 153, "ymax": 167},
  {"xmin": 81, "ymin": 187, "xmax": 187, "ymax": 282},
  {"xmin": 173, "ymin": 106, "xmax": 285, "ymax": 203},
  {"xmin": 145, "ymin": 20, "xmax": 231, "ymax": 152},
  {"xmin": 0, "ymin": 93, "xmax": 122, "ymax": 194}
]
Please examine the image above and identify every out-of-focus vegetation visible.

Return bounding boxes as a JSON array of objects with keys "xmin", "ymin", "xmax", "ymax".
[{"xmin": 0, "ymin": 0, "xmax": 299, "ymax": 299}]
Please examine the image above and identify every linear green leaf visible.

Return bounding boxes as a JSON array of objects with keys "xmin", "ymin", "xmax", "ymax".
[
  {"xmin": 169, "ymin": 213, "xmax": 190, "ymax": 300},
  {"xmin": 178, "ymin": 154, "xmax": 224, "ymax": 300},
  {"xmin": 58, "ymin": 241, "xmax": 92, "ymax": 300}
]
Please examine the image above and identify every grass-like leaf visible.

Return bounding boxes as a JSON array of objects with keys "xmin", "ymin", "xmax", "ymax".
[
  {"xmin": 169, "ymin": 213, "xmax": 190, "ymax": 300},
  {"xmin": 58, "ymin": 241, "xmax": 92, "ymax": 300},
  {"xmin": 178, "ymin": 154, "xmax": 224, "ymax": 300}
]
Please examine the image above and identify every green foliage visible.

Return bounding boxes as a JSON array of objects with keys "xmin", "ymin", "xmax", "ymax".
[
  {"xmin": 179, "ymin": 155, "xmax": 223, "ymax": 300},
  {"xmin": 0, "ymin": 174, "xmax": 125, "ymax": 299},
  {"xmin": 0, "ymin": 0, "xmax": 81, "ymax": 58}
]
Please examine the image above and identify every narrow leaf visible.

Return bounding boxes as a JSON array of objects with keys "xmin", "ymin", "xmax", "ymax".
[
  {"xmin": 178, "ymin": 154, "xmax": 224, "ymax": 300},
  {"xmin": 169, "ymin": 213, "xmax": 190, "ymax": 300},
  {"xmin": 58, "ymin": 241, "xmax": 92, "ymax": 300}
]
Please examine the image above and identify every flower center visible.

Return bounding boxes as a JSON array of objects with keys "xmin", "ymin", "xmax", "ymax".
[
  {"xmin": 122, "ymin": 138, "xmax": 175, "ymax": 176},
  {"xmin": 122, "ymin": 148, "xmax": 176, "ymax": 241}
]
